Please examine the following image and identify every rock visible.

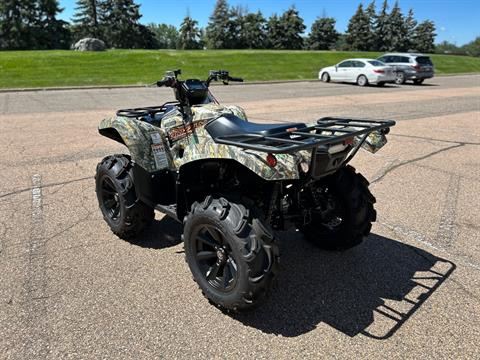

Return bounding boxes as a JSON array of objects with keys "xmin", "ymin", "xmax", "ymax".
[{"xmin": 73, "ymin": 38, "xmax": 106, "ymax": 51}]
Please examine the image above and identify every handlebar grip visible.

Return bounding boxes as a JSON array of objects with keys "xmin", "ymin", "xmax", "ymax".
[
  {"xmin": 156, "ymin": 79, "xmax": 168, "ymax": 87},
  {"xmin": 228, "ymin": 77, "xmax": 243, "ymax": 82}
]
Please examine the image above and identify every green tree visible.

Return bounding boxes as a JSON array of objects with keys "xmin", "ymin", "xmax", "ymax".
[
  {"xmin": 148, "ymin": 23, "xmax": 178, "ymax": 49},
  {"xmin": 413, "ymin": 20, "xmax": 436, "ymax": 53},
  {"xmin": 100, "ymin": 0, "xmax": 154, "ymax": 48},
  {"xmin": 205, "ymin": 0, "xmax": 232, "ymax": 49},
  {"xmin": 387, "ymin": 1, "xmax": 407, "ymax": 51},
  {"xmin": 267, "ymin": 7, "xmax": 305, "ymax": 50},
  {"xmin": 462, "ymin": 37, "xmax": 480, "ymax": 57},
  {"xmin": 35, "ymin": 0, "xmax": 71, "ymax": 49},
  {"xmin": 365, "ymin": 0, "xmax": 377, "ymax": 50},
  {"xmin": 346, "ymin": 4, "xmax": 371, "ymax": 51},
  {"xmin": 435, "ymin": 40, "xmax": 463, "ymax": 55},
  {"xmin": 178, "ymin": 15, "xmax": 201, "ymax": 49},
  {"xmin": 0, "ymin": 0, "xmax": 37, "ymax": 49},
  {"xmin": 72, "ymin": 0, "xmax": 101, "ymax": 39},
  {"xmin": 404, "ymin": 8, "xmax": 417, "ymax": 51},
  {"xmin": 307, "ymin": 17, "xmax": 338, "ymax": 50},
  {"xmin": 240, "ymin": 11, "xmax": 267, "ymax": 49},
  {"xmin": 374, "ymin": 0, "xmax": 390, "ymax": 51}
]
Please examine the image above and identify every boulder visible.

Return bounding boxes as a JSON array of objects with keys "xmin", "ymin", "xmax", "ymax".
[{"xmin": 73, "ymin": 38, "xmax": 106, "ymax": 51}]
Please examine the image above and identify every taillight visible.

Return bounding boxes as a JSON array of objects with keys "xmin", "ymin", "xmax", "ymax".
[
  {"xmin": 343, "ymin": 137, "xmax": 354, "ymax": 145},
  {"xmin": 266, "ymin": 153, "xmax": 277, "ymax": 167},
  {"xmin": 412, "ymin": 64, "xmax": 421, "ymax": 71},
  {"xmin": 373, "ymin": 69, "xmax": 385, "ymax": 74}
]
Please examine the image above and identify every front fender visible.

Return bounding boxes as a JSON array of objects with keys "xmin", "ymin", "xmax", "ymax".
[{"xmin": 99, "ymin": 116, "xmax": 169, "ymax": 172}]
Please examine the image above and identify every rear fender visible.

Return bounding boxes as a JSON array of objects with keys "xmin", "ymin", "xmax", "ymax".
[{"xmin": 99, "ymin": 116, "xmax": 169, "ymax": 172}]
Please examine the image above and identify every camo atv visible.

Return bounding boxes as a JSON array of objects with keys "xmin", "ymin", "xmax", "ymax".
[{"xmin": 95, "ymin": 70, "xmax": 395, "ymax": 311}]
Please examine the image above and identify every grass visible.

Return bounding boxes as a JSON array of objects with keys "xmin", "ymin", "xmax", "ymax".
[{"xmin": 0, "ymin": 49, "xmax": 479, "ymax": 89}]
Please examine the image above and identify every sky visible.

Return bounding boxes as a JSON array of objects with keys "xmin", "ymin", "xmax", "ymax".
[{"xmin": 58, "ymin": 0, "xmax": 480, "ymax": 45}]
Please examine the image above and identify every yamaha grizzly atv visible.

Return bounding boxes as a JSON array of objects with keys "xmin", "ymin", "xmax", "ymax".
[{"xmin": 95, "ymin": 70, "xmax": 395, "ymax": 311}]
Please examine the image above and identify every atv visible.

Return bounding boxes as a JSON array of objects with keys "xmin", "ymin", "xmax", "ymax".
[{"xmin": 95, "ymin": 69, "xmax": 395, "ymax": 311}]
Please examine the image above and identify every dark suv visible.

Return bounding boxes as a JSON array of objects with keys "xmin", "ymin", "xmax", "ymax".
[{"xmin": 377, "ymin": 53, "xmax": 434, "ymax": 85}]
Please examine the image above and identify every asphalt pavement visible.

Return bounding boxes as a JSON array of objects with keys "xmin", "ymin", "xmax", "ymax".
[{"xmin": 0, "ymin": 75, "xmax": 479, "ymax": 359}]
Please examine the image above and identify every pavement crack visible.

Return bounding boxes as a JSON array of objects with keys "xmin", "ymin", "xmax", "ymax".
[
  {"xmin": 0, "ymin": 176, "xmax": 92, "ymax": 200},
  {"xmin": 391, "ymin": 133, "xmax": 480, "ymax": 146},
  {"xmin": 371, "ymin": 143, "xmax": 463, "ymax": 184}
]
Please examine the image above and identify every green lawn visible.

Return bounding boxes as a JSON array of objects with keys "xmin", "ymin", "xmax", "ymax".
[{"xmin": 0, "ymin": 50, "xmax": 479, "ymax": 89}]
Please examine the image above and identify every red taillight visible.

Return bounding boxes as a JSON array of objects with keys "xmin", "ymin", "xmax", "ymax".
[
  {"xmin": 266, "ymin": 153, "xmax": 277, "ymax": 167},
  {"xmin": 412, "ymin": 64, "xmax": 421, "ymax": 71},
  {"xmin": 343, "ymin": 137, "xmax": 354, "ymax": 145},
  {"xmin": 373, "ymin": 69, "xmax": 385, "ymax": 74}
]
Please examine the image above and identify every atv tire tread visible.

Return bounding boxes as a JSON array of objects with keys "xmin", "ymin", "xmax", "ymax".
[
  {"xmin": 302, "ymin": 165, "xmax": 376, "ymax": 250},
  {"xmin": 183, "ymin": 197, "xmax": 279, "ymax": 312},
  {"xmin": 95, "ymin": 154, "xmax": 154, "ymax": 240}
]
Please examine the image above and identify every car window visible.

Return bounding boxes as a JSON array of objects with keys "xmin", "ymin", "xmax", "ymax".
[
  {"xmin": 338, "ymin": 61, "xmax": 352, "ymax": 68},
  {"xmin": 377, "ymin": 56, "xmax": 385, "ymax": 62},
  {"xmin": 368, "ymin": 60, "xmax": 385, "ymax": 66},
  {"xmin": 353, "ymin": 61, "xmax": 366, "ymax": 68},
  {"xmin": 416, "ymin": 56, "xmax": 433, "ymax": 65},
  {"xmin": 399, "ymin": 56, "xmax": 411, "ymax": 63}
]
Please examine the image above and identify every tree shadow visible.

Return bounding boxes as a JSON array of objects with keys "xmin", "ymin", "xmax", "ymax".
[
  {"xmin": 234, "ymin": 231, "xmax": 455, "ymax": 339},
  {"xmin": 126, "ymin": 216, "xmax": 183, "ymax": 250}
]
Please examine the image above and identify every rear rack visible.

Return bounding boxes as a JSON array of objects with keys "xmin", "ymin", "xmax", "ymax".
[
  {"xmin": 116, "ymin": 101, "xmax": 179, "ymax": 118},
  {"xmin": 213, "ymin": 117, "xmax": 396, "ymax": 154}
]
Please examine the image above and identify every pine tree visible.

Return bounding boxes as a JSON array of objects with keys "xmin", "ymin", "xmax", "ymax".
[
  {"xmin": 386, "ymin": 1, "xmax": 407, "ymax": 51},
  {"xmin": 241, "ymin": 11, "xmax": 267, "ymax": 49},
  {"xmin": 35, "ymin": 0, "xmax": 71, "ymax": 49},
  {"xmin": 228, "ymin": 5, "xmax": 247, "ymax": 48},
  {"xmin": 365, "ymin": 0, "xmax": 377, "ymax": 50},
  {"xmin": 205, "ymin": 0, "xmax": 232, "ymax": 49},
  {"xmin": 100, "ymin": 0, "xmax": 154, "ymax": 48},
  {"xmin": 266, "ymin": 14, "xmax": 282, "ymax": 49},
  {"xmin": 307, "ymin": 17, "xmax": 338, "ymax": 50},
  {"xmin": 278, "ymin": 7, "xmax": 305, "ymax": 49},
  {"xmin": 0, "ymin": 0, "xmax": 37, "ymax": 49},
  {"xmin": 178, "ymin": 15, "xmax": 201, "ymax": 49},
  {"xmin": 346, "ymin": 4, "xmax": 371, "ymax": 51},
  {"xmin": 72, "ymin": 0, "xmax": 101, "ymax": 39},
  {"xmin": 413, "ymin": 20, "xmax": 436, "ymax": 53},
  {"xmin": 404, "ymin": 8, "xmax": 417, "ymax": 51},
  {"xmin": 374, "ymin": 0, "xmax": 390, "ymax": 51}
]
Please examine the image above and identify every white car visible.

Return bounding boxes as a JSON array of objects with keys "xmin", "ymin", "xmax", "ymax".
[{"xmin": 319, "ymin": 58, "xmax": 395, "ymax": 86}]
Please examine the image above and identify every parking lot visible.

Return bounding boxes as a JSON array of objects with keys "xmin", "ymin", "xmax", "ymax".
[{"xmin": 1, "ymin": 75, "xmax": 479, "ymax": 359}]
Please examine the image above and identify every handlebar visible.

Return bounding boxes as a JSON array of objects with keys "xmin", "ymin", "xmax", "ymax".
[{"xmin": 227, "ymin": 76, "xmax": 243, "ymax": 82}]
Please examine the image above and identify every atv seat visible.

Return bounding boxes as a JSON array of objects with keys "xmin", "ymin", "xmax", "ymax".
[{"xmin": 205, "ymin": 113, "xmax": 307, "ymax": 139}]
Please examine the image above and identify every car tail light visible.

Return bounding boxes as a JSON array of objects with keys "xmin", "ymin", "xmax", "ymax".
[
  {"xmin": 412, "ymin": 64, "xmax": 421, "ymax": 71},
  {"xmin": 373, "ymin": 69, "xmax": 385, "ymax": 74},
  {"xmin": 266, "ymin": 153, "xmax": 277, "ymax": 167}
]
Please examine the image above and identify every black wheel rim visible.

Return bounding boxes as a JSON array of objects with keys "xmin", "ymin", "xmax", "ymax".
[
  {"xmin": 100, "ymin": 176, "xmax": 121, "ymax": 222},
  {"xmin": 193, "ymin": 225, "xmax": 238, "ymax": 292}
]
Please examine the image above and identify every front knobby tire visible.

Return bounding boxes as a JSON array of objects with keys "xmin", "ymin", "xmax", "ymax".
[
  {"xmin": 300, "ymin": 165, "xmax": 376, "ymax": 251},
  {"xmin": 183, "ymin": 196, "xmax": 279, "ymax": 312},
  {"xmin": 95, "ymin": 154, "xmax": 154, "ymax": 240}
]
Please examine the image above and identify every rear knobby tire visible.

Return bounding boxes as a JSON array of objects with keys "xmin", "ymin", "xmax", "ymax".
[
  {"xmin": 300, "ymin": 165, "xmax": 376, "ymax": 251},
  {"xmin": 95, "ymin": 154, "xmax": 154, "ymax": 240},
  {"xmin": 183, "ymin": 196, "xmax": 279, "ymax": 312}
]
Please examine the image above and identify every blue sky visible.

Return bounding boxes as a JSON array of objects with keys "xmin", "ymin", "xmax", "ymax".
[{"xmin": 58, "ymin": 0, "xmax": 479, "ymax": 45}]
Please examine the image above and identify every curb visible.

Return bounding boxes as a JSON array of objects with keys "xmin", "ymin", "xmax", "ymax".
[{"xmin": 0, "ymin": 74, "xmax": 478, "ymax": 94}]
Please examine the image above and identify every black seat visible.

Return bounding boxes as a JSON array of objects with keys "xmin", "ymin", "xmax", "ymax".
[{"xmin": 205, "ymin": 113, "xmax": 306, "ymax": 139}]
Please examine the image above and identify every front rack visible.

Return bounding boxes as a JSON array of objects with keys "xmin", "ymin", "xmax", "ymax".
[{"xmin": 213, "ymin": 117, "xmax": 396, "ymax": 154}]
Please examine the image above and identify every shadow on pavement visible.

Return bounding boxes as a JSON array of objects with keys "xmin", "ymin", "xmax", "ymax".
[
  {"xmin": 234, "ymin": 231, "xmax": 455, "ymax": 339},
  {"xmin": 126, "ymin": 216, "xmax": 183, "ymax": 249}
]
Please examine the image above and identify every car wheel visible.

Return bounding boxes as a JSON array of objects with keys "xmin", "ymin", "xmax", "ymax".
[
  {"xmin": 321, "ymin": 72, "xmax": 330, "ymax": 83},
  {"xmin": 357, "ymin": 75, "xmax": 368, "ymax": 87},
  {"xmin": 413, "ymin": 79, "xmax": 424, "ymax": 85},
  {"xmin": 395, "ymin": 72, "xmax": 406, "ymax": 85}
]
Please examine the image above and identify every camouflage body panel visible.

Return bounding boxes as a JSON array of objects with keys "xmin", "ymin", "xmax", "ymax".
[
  {"xmin": 99, "ymin": 104, "xmax": 308, "ymax": 180},
  {"xmin": 359, "ymin": 130, "xmax": 388, "ymax": 153}
]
